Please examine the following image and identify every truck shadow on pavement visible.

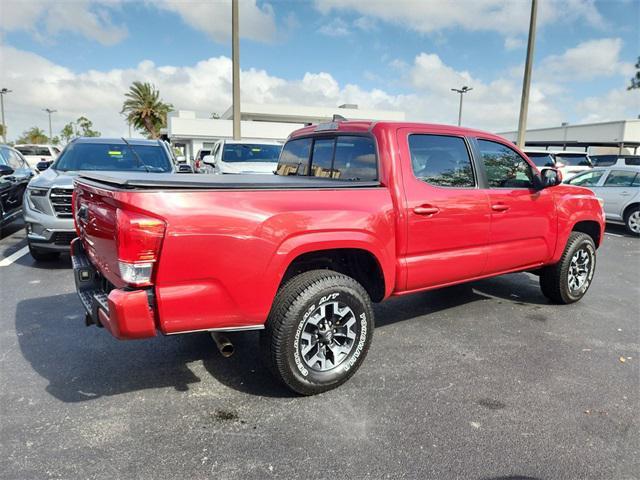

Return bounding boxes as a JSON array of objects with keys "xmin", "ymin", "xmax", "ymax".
[{"xmin": 15, "ymin": 274, "xmax": 550, "ymax": 401}]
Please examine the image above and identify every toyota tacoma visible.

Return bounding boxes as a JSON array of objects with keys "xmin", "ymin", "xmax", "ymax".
[{"xmin": 71, "ymin": 120, "xmax": 605, "ymax": 395}]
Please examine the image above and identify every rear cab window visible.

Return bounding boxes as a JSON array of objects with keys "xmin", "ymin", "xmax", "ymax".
[
  {"xmin": 16, "ymin": 146, "xmax": 51, "ymax": 156},
  {"xmin": 277, "ymin": 135, "xmax": 377, "ymax": 181}
]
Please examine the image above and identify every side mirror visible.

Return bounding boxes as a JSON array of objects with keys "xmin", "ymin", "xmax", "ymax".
[
  {"xmin": 176, "ymin": 164, "xmax": 194, "ymax": 173},
  {"xmin": 0, "ymin": 164, "xmax": 15, "ymax": 176},
  {"xmin": 202, "ymin": 155, "xmax": 217, "ymax": 166},
  {"xmin": 538, "ymin": 168, "xmax": 563, "ymax": 189},
  {"xmin": 36, "ymin": 161, "xmax": 52, "ymax": 171}
]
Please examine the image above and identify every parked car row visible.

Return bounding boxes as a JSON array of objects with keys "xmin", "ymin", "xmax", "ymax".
[
  {"xmin": 523, "ymin": 149, "xmax": 593, "ymax": 180},
  {"xmin": 564, "ymin": 165, "xmax": 640, "ymax": 235}
]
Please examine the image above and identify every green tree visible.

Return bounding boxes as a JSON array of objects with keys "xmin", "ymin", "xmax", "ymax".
[
  {"xmin": 60, "ymin": 122, "xmax": 75, "ymax": 143},
  {"xmin": 76, "ymin": 116, "xmax": 100, "ymax": 137},
  {"xmin": 16, "ymin": 126, "xmax": 49, "ymax": 144},
  {"xmin": 0, "ymin": 124, "xmax": 5, "ymax": 139},
  {"xmin": 121, "ymin": 81, "xmax": 173, "ymax": 139},
  {"xmin": 629, "ymin": 57, "xmax": 640, "ymax": 90}
]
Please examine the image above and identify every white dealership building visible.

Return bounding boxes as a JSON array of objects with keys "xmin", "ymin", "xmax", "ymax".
[
  {"xmin": 498, "ymin": 119, "xmax": 640, "ymax": 154},
  {"xmin": 167, "ymin": 103, "xmax": 406, "ymax": 160}
]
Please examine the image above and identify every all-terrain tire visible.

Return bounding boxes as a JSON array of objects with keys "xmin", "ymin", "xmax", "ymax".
[
  {"xmin": 539, "ymin": 232, "xmax": 596, "ymax": 304},
  {"xmin": 260, "ymin": 269, "xmax": 374, "ymax": 395}
]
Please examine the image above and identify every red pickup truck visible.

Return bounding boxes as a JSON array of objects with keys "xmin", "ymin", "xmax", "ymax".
[{"xmin": 71, "ymin": 120, "xmax": 605, "ymax": 395}]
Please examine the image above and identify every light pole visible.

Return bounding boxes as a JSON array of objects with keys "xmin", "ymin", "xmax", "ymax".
[
  {"xmin": 43, "ymin": 108, "xmax": 57, "ymax": 140},
  {"xmin": 1, "ymin": 88, "xmax": 12, "ymax": 143},
  {"xmin": 451, "ymin": 86, "xmax": 473, "ymax": 126},
  {"xmin": 231, "ymin": 0, "xmax": 241, "ymax": 140},
  {"xmin": 516, "ymin": 0, "xmax": 538, "ymax": 147}
]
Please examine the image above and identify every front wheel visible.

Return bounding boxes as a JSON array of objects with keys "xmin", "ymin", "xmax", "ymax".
[
  {"xmin": 624, "ymin": 207, "xmax": 640, "ymax": 236},
  {"xmin": 539, "ymin": 232, "xmax": 596, "ymax": 304},
  {"xmin": 260, "ymin": 270, "xmax": 374, "ymax": 395}
]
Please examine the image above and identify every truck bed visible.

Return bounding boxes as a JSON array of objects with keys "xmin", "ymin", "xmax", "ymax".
[{"xmin": 77, "ymin": 172, "xmax": 381, "ymax": 190}]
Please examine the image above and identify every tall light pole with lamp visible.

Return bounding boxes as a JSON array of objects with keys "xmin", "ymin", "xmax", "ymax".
[
  {"xmin": 43, "ymin": 108, "xmax": 57, "ymax": 141},
  {"xmin": 451, "ymin": 86, "xmax": 472, "ymax": 126},
  {"xmin": 1, "ymin": 88, "xmax": 12, "ymax": 143}
]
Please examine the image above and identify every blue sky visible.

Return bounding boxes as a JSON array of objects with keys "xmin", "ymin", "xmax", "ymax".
[{"xmin": 0, "ymin": 0, "xmax": 638, "ymax": 139}]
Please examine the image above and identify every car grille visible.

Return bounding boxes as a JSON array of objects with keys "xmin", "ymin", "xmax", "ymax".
[
  {"xmin": 51, "ymin": 231, "xmax": 77, "ymax": 245},
  {"xmin": 49, "ymin": 188, "xmax": 73, "ymax": 218}
]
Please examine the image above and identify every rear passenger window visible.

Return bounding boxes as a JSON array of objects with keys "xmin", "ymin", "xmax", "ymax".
[
  {"xmin": 604, "ymin": 170, "xmax": 637, "ymax": 187},
  {"xmin": 478, "ymin": 139, "xmax": 535, "ymax": 189},
  {"xmin": 408, "ymin": 135, "xmax": 475, "ymax": 187},
  {"xmin": 276, "ymin": 138, "xmax": 312, "ymax": 176},
  {"xmin": 332, "ymin": 136, "xmax": 376, "ymax": 181}
]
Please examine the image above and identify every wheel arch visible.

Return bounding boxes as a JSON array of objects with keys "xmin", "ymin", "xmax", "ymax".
[
  {"xmin": 269, "ymin": 232, "xmax": 394, "ymax": 303},
  {"xmin": 622, "ymin": 202, "xmax": 639, "ymax": 220},
  {"xmin": 572, "ymin": 220, "xmax": 602, "ymax": 248}
]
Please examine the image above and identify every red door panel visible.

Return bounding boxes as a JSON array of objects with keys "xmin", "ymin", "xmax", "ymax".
[{"xmin": 396, "ymin": 129, "xmax": 492, "ymax": 290}]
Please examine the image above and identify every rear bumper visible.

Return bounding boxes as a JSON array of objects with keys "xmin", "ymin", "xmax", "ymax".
[{"xmin": 71, "ymin": 238, "xmax": 157, "ymax": 340}]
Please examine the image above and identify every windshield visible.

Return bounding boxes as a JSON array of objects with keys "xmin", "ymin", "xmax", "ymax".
[
  {"xmin": 526, "ymin": 152, "xmax": 555, "ymax": 167},
  {"xmin": 53, "ymin": 143, "xmax": 172, "ymax": 172},
  {"xmin": 16, "ymin": 146, "xmax": 51, "ymax": 156},
  {"xmin": 556, "ymin": 154, "xmax": 591, "ymax": 167},
  {"xmin": 222, "ymin": 143, "xmax": 282, "ymax": 163}
]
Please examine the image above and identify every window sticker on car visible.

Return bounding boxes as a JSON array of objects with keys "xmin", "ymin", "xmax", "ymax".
[{"xmin": 108, "ymin": 150, "xmax": 123, "ymax": 157}]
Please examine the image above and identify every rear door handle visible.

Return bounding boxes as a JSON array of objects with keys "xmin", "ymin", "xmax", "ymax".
[
  {"xmin": 413, "ymin": 205, "xmax": 440, "ymax": 216},
  {"xmin": 491, "ymin": 203, "xmax": 510, "ymax": 212},
  {"xmin": 620, "ymin": 191, "xmax": 631, "ymax": 196}
]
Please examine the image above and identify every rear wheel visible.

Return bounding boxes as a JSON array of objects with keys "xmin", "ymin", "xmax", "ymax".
[
  {"xmin": 261, "ymin": 270, "xmax": 374, "ymax": 395},
  {"xmin": 28, "ymin": 242, "xmax": 60, "ymax": 262},
  {"xmin": 624, "ymin": 207, "xmax": 640, "ymax": 236},
  {"xmin": 540, "ymin": 232, "xmax": 596, "ymax": 304}
]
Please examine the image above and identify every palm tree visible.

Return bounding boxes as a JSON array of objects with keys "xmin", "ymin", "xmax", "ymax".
[{"xmin": 121, "ymin": 82, "xmax": 173, "ymax": 139}]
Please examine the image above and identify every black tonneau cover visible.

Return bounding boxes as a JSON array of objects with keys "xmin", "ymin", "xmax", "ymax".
[{"xmin": 76, "ymin": 172, "xmax": 381, "ymax": 190}]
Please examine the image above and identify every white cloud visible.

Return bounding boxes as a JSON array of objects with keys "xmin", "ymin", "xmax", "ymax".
[
  {"xmin": 152, "ymin": 0, "xmax": 277, "ymax": 43},
  {"xmin": 576, "ymin": 88, "xmax": 640, "ymax": 123},
  {"xmin": 0, "ymin": 42, "xmax": 634, "ymax": 142},
  {"xmin": 318, "ymin": 18, "xmax": 351, "ymax": 37},
  {"xmin": 0, "ymin": 0, "xmax": 127, "ymax": 45},
  {"xmin": 541, "ymin": 38, "xmax": 634, "ymax": 80},
  {"xmin": 313, "ymin": 0, "xmax": 606, "ymax": 36},
  {"xmin": 504, "ymin": 36, "xmax": 525, "ymax": 51}
]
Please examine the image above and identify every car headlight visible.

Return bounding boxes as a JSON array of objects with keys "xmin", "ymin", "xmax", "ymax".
[{"xmin": 28, "ymin": 187, "xmax": 49, "ymax": 197}]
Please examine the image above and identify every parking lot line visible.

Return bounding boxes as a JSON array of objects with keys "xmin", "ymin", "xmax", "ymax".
[
  {"xmin": 605, "ymin": 232, "xmax": 623, "ymax": 238},
  {"xmin": 0, "ymin": 246, "xmax": 29, "ymax": 267}
]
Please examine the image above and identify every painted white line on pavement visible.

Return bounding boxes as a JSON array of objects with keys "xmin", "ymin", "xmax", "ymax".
[
  {"xmin": 604, "ymin": 232, "xmax": 623, "ymax": 238},
  {"xmin": 0, "ymin": 246, "xmax": 29, "ymax": 267}
]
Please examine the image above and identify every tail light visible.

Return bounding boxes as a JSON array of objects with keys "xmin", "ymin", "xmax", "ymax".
[
  {"xmin": 195, "ymin": 159, "xmax": 201, "ymax": 170},
  {"xmin": 116, "ymin": 209, "xmax": 166, "ymax": 286}
]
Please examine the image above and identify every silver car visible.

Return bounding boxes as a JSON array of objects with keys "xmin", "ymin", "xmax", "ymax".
[
  {"xmin": 565, "ymin": 166, "xmax": 640, "ymax": 235},
  {"xmin": 24, "ymin": 137, "xmax": 178, "ymax": 260}
]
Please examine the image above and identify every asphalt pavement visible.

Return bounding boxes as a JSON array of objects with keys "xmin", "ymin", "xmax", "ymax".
[{"xmin": 1, "ymin": 219, "xmax": 638, "ymax": 480}]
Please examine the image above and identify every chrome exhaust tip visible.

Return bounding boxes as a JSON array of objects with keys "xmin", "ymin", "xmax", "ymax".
[{"xmin": 210, "ymin": 332, "xmax": 234, "ymax": 358}]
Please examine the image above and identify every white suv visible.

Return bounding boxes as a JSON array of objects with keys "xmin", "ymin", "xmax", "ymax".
[
  {"xmin": 199, "ymin": 139, "xmax": 283, "ymax": 174},
  {"xmin": 14, "ymin": 144, "xmax": 61, "ymax": 171}
]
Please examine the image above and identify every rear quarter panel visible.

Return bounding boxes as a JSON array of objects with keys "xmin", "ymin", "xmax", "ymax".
[{"xmin": 145, "ymin": 187, "xmax": 396, "ymax": 333}]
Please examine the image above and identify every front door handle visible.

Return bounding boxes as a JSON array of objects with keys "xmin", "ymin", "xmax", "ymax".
[
  {"xmin": 491, "ymin": 203, "xmax": 510, "ymax": 212},
  {"xmin": 413, "ymin": 205, "xmax": 440, "ymax": 216}
]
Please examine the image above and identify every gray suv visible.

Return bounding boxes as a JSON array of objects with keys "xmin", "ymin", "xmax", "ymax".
[{"xmin": 24, "ymin": 137, "xmax": 177, "ymax": 260}]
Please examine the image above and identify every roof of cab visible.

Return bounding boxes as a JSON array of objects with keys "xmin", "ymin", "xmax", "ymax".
[
  {"xmin": 288, "ymin": 120, "xmax": 512, "ymax": 144},
  {"xmin": 71, "ymin": 137, "xmax": 161, "ymax": 146}
]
